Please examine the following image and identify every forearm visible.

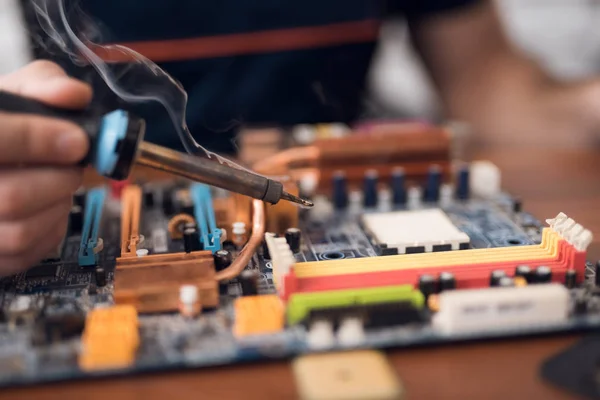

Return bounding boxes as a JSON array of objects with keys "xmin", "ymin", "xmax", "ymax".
[{"xmin": 410, "ymin": 1, "xmax": 599, "ymax": 148}]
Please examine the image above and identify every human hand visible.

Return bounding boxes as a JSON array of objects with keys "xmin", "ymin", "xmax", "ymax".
[{"xmin": 0, "ymin": 60, "xmax": 91, "ymax": 275}]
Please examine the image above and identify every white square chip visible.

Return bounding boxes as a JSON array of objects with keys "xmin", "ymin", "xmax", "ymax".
[{"xmin": 361, "ymin": 208, "xmax": 470, "ymax": 254}]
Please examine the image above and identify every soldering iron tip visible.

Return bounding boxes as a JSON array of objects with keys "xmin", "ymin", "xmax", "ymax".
[{"xmin": 281, "ymin": 191, "xmax": 314, "ymax": 208}]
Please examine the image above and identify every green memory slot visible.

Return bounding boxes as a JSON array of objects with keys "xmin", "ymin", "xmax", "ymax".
[{"xmin": 286, "ymin": 284, "xmax": 425, "ymax": 325}]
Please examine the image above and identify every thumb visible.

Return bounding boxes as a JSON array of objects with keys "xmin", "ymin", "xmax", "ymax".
[{"xmin": 0, "ymin": 60, "xmax": 92, "ymax": 109}]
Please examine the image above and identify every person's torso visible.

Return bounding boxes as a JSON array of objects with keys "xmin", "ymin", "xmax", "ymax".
[{"xmin": 75, "ymin": 1, "xmax": 391, "ymax": 152}]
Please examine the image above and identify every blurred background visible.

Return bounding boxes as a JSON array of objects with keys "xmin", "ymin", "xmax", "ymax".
[{"xmin": 2, "ymin": 0, "xmax": 600, "ymax": 123}]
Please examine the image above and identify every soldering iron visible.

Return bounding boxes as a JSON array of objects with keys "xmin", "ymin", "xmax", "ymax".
[{"xmin": 0, "ymin": 91, "xmax": 313, "ymax": 207}]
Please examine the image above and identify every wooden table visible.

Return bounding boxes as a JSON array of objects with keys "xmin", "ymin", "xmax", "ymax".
[{"xmin": 1, "ymin": 147, "xmax": 598, "ymax": 400}]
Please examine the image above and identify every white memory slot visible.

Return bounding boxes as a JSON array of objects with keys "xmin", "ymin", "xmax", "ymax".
[{"xmin": 432, "ymin": 284, "xmax": 569, "ymax": 335}]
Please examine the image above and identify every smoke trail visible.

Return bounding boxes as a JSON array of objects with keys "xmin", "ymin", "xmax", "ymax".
[{"xmin": 30, "ymin": 0, "xmax": 258, "ymax": 173}]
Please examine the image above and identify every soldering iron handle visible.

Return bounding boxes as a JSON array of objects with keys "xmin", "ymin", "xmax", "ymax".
[
  {"xmin": 0, "ymin": 90, "xmax": 101, "ymax": 166},
  {"xmin": 0, "ymin": 91, "xmax": 145, "ymax": 180}
]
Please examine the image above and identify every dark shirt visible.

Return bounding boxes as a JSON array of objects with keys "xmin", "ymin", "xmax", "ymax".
[{"xmin": 66, "ymin": 0, "xmax": 480, "ymax": 152}]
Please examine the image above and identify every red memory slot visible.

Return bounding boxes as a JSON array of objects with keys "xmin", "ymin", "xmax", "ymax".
[{"xmin": 280, "ymin": 239, "xmax": 586, "ymax": 301}]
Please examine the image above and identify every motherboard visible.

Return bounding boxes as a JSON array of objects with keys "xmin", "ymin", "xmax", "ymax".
[{"xmin": 0, "ymin": 122, "xmax": 596, "ymax": 387}]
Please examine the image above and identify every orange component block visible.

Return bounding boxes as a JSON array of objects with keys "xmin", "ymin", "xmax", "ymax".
[
  {"xmin": 79, "ymin": 305, "xmax": 139, "ymax": 371},
  {"xmin": 233, "ymin": 295, "xmax": 285, "ymax": 338}
]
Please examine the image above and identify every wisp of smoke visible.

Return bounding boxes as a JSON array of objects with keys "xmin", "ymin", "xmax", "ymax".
[{"xmin": 30, "ymin": 0, "xmax": 257, "ymax": 173}]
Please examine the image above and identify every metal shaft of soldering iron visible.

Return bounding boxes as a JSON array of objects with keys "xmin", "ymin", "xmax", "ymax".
[{"xmin": 137, "ymin": 141, "xmax": 313, "ymax": 207}]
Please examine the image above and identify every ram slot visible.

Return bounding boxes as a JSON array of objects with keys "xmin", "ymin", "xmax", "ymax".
[
  {"xmin": 78, "ymin": 187, "xmax": 107, "ymax": 267},
  {"xmin": 120, "ymin": 185, "xmax": 142, "ymax": 258},
  {"xmin": 281, "ymin": 214, "xmax": 592, "ymax": 299},
  {"xmin": 190, "ymin": 183, "xmax": 222, "ymax": 253}
]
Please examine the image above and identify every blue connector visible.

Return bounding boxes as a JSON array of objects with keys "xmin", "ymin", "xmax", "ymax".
[
  {"xmin": 190, "ymin": 183, "xmax": 222, "ymax": 253},
  {"xmin": 78, "ymin": 187, "xmax": 107, "ymax": 266}
]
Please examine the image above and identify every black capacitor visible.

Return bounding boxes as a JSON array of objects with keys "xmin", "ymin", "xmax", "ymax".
[
  {"xmin": 574, "ymin": 295, "xmax": 588, "ymax": 314},
  {"xmin": 534, "ymin": 266, "xmax": 552, "ymax": 283},
  {"xmin": 95, "ymin": 267, "xmax": 106, "ymax": 287},
  {"xmin": 332, "ymin": 171, "xmax": 348, "ymax": 209},
  {"xmin": 214, "ymin": 250, "xmax": 233, "ymax": 295},
  {"xmin": 424, "ymin": 165, "xmax": 441, "ymax": 202},
  {"xmin": 595, "ymin": 261, "xmax": 600, "ymax": 286},
  {"xmin": 565, "ymin": 269, "xmax": 577, "ymax": 289},
  {"xmin": 439, "ymin": 272, "xmax": 456, "ymax": 291},
  {"xmin": 262, "ymin": 240, "xmax": 271, "ymax": 259},
  {"xmin": 391, "ymin": 167, "xmax": 407, "ymax": 206},
  {"xmin": 490, "ymin": 270, "xmax": 506, "ymax": 287},
  {"xmin": 455, "ymin": 164, "xmax": 470, "ymax": 200},
  {"xmin": 73, "ymin": 187, "xmax": 86, "ymax": 208},
  {"xmin": 418, "ymin": 274, "xmax": 437, "ymax": 298},
  {"xmin": 285, "ymin": 228, "xmax": 302, "ymax": 253},
  {"xmin": 88, "ymin": 283, "xmax": 97, "ymax": 295},
  {"xmin": 512, "ymin": 198, "xmax": 522, "ymax": 213},
  {"xmin": 240, "ymin": 269, "xmax": 259, "ymax": 296},
  {"xmin": 183, "ymin": 228, "xmax": 200, "ymax": 253},
  {"xmin": 162, "ymin": 191, "xmax": 175, "ymax": 215},
  {"xmin": 180, "ymin": 201, "xmax": 195, "ymax": 216},
  {"xmin": 515, "ymin": 265, "xmax": 533, "ymax": 283},
  {"xmin": 68, "ymin": 205, "xmax": 83, "ymax": 233},
  {"xmin": 143, "ymin": 188, "xmax": 155, "ymax": 208},
  {"xmin": 214, "ymin": 250, "xmax": 233, "ymax": 271},
  {"xmin": 498, "ymin": 277, "xmax": 515, "ymax": 287},
  {"xmin": 363, "ymin": 170, "xmax": 379, "ymax": 208}
]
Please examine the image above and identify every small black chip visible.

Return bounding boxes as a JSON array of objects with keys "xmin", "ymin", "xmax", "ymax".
[{"xmin": 25, "ymin": 264, "xmax": 60, "ymax": 279}]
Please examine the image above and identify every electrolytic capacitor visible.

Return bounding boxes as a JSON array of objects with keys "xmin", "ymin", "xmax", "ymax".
[
  {"xmin": 418, "ymin": 274, "xmax": 437, "ymax": 298},
  {"xmin": 512, "ymin": 198, "xmax": 522, "ymax": 213},
  {"xmin": 214, "ymin": 250, "xmax": 233, "ymax": 295},
  {"xmin": 95, "ymin": 267, "xmax": 106, "ymax": 287},
  {"xmin": 88, "ymin": 283, "xmax": 97, "ymax": 295},
  {"xmin": 213, "ymin": 250, "xmax": 232, "ymax": 271},
  {"xmin": 179, "ymin": 199, "xmax": 195, "ymax": 216},
  {"xmin": 73, "ymin": 187, "xmax": 86, "ymax": 208},
  {"xmin": 162, "ymin": 191, "xmax": 175, "ymax": 215},
  {"xmin": 363, "ymin": 170, "xmax": 379, "ymax": 208},
  {"xmin": 262, "ymin": 240, "xmax": 271, "ymax": 259},
  {"xmin": 391, "ymin": 167, "xmax": 406, "ymax": 206},
  {"xmin": 455, "ymin": 164, "xmax": 470, "ymax": 200},
  {"xmin": 240, "ymin": 269, "xmax": 259, "ymax": 296},
  {"xmin": 439, "ymin": 272, "xmax": 456, "ymax": 291},
  {"xmin": 68, "ymin": 205, "xmax": 83, "ymax": 234},
  {"xmin": 183, "ymin": 228, "xmax": 200, "ymax": 253},
  {"xmin": 574, "ymin": 295, "xmax": 588, "ymax": 314},
  {"xmin": 332, "ymin": 171, "xmax": 348, "ymax": 209},
  {"xmin": 498, "ymin": 277, "xmax": 515, "ymax": 287},
  {"xmin": 143, "ymin": 188, "xmax": 155, "ymax": 207},
  {"xmin": 515, "ymin": 265, "xmax": 533, "ymax": 283},
  {"xmin": 595, "ymin": 261, "xmax": 600, "ymax": 286},
  {"xmin": 534, "ymin": 266, "xmax": 552, "ymax": 283},
  {"xmin": 565, "ymin": 269, "xmax": 577, "ymax": 289},
  {"xmin": 490, "ymin": 270, "xmax": 506, "ymax": 287},
  {"xmin": 424, "ymin": 165, "xmax": 441, "ymax": 202},
  {"xmin": 285, "ymin": 228, "xmax": 302, "ymax": 253}
]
